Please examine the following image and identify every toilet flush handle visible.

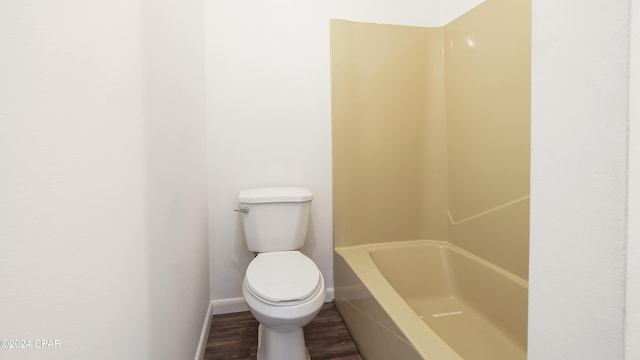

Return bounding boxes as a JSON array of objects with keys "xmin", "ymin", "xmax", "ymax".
[{"xmin": 234, "ymin": 207, "xmax": 249, "ymax": 214}]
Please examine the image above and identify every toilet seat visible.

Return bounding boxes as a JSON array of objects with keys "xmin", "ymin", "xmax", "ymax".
[{"xmin": 245, "ymin": 251, "xmax": 322, "ymax": 306}]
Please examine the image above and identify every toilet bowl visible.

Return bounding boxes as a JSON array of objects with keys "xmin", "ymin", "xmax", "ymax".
[
  {"xmin": 242, "ymin": 251, "xmax": 326, "ymax": 360},
  {"xmin": 236, "ymin": 187, "xmax": 326, "ymax": 360}
]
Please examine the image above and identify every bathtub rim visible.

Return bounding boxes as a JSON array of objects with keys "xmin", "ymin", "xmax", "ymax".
[
  {"xmin": 366, "ymin": 239, "xmax": 528, "ymax": 288},
  {"xmin": 335, "ymin": 239, "xmax": 528, "ymax": 359}
]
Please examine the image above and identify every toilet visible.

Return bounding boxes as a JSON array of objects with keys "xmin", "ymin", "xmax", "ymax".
[{"xmin": 237, "ymin": 187, "xmax": 326, "ymax": 360}]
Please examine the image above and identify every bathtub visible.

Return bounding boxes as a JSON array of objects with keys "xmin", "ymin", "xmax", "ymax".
[{"xmin": 334, "ymin": 240, "xmax": 528, "ymax": 360}]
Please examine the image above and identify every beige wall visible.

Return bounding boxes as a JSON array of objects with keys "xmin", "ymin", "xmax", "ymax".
[
  {"xmin": 445, "ymin": 0, "xmax": 530, "ymax": 279},
  {"xmin": 331, "ymin": 0, "xmax": 530, "ymax": 278},
  {"xmin": 331, "ymin": 20, "xmax": 449, "ymax": 247}
]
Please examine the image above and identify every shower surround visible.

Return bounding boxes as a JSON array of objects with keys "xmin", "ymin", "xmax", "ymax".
[{"xmin": 331, "ymin": 0, "xmax": 530, "ymax": 357}]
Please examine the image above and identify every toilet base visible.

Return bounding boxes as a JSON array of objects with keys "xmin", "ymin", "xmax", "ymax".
[{"xmin": 256, "ymin": 324, "xmax": 310, "ymax": 360}]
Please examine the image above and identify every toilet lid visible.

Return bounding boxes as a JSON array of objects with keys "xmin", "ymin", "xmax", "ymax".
[{"xmin": 245, "ymin": 251, "xmax": 321, "ymax": 303}]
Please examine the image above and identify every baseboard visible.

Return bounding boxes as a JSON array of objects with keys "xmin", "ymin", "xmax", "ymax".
[
  {"xmin": 325, "ymin": 287, "xmax": 335, "ymax": 302},
  {"xmin": 194, "ymin": 300, "xmax": 214, "ymax": 360},
  {"xmin": 212, "ymin": 297, "xmax": 249, "ymax": 315},
  {"xmin": 212, "ymin": 288, "xmax": 335, "ymax": 315}
]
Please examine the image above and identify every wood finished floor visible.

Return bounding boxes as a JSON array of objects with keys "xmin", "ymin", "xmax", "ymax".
[{"xmin": 204, "ymin": 302, "xmax": 363, "ymax": 360}]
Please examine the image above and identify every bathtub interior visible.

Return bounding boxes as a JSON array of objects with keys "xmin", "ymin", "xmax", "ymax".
[
  {"xmin": 336, "ymin": 240, "xmax": 528, "ymax": 360},
  {"xmin": 334, "ymin": 248, "xmax": 462, "ymax": 360}
]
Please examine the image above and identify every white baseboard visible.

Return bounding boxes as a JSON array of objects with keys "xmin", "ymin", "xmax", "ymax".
[
  {"xmin": 211, "ymin": 288, "xmax": 335, "ymax": 315},
  {"xmin": 194, "ymin": 300, "xmax": 213, "ymax": 360},
  {"xmin": 326, "ymin": 287, "xmax": 335, "ymax": 302},
  {"xmin": 212, "ymin": 297, "xmax": 249, "ymax": 315}
]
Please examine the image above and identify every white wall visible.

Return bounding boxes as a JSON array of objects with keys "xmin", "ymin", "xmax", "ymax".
[
  {"xmin": 204, "ymin": 0, "xmax": 333, "ymax": 306},
  {"xmin": 0, "ymin": 1, "xmax": 210, "ymax": 359},
  {"xmin": 529, "ymin": 0, "xmax": 631, "ymax": 358},
  {"xmin": 141, "ymin": 0, "xmax": 210, "ymax": 358},
  {"xmin": 627, "ymin": 0, "xmax": 640, "ymax": 358}
]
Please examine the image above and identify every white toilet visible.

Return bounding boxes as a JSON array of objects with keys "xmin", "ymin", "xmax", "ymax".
[{"xmin": 237, "ymin": 187, "xmax": 326, "ymax": 360}]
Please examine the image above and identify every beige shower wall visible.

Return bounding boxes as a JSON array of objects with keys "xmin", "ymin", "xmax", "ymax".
[
  {"xmin": 331, "ymin": 20, "xmax": 449, "ymax": 247},
  {"xmin": 445, "ymin": 0, "xmax": 530, "ymax": 279},
  {"xmin": 331, "ymin": 0, "xmax": 530, "ymax": 278}
]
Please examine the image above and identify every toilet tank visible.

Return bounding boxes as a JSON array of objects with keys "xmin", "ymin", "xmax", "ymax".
[{"xmin": 238, "ymin": 187, "xmax": 313, "ymax": 252}]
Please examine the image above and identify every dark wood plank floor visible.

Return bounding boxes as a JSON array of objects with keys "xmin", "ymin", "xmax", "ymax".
[{"xmin": 204, "ymin": 302, "xmax": 363, "ymax": 360}]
